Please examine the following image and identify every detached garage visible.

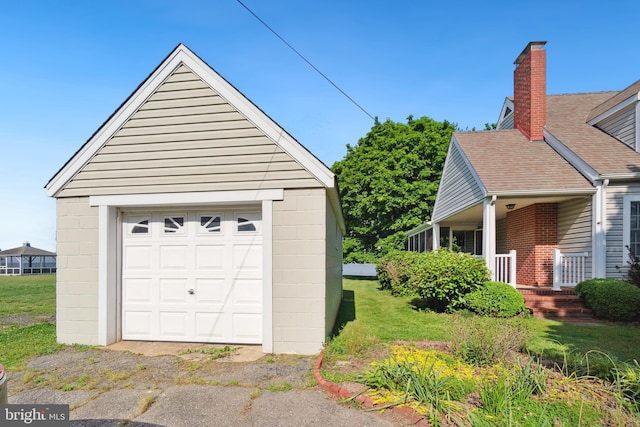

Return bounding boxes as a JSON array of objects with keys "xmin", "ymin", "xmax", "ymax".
[{"xmin": 46, "ymin": 44, "xmax": 345, "ymax": 354}]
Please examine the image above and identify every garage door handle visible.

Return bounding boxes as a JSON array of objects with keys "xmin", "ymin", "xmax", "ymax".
[{"xmin": 188, "ymin": 289, "xmax": 195, "ymax": 295}]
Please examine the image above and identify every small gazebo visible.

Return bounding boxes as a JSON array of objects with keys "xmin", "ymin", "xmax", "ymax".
[{"xmin": 0, "ymin": 242, "xmax": 56, "ymax": 275}]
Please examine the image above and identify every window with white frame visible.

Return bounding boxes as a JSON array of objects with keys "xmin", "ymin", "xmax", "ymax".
[{"xmin": 630, "ymin": 201, "xmax": 640, "ymax": 255}]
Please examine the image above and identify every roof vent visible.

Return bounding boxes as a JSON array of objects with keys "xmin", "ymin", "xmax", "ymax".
[{"xmin": 23, "ymin": 241, "xmax": 31, "ymax": 247}]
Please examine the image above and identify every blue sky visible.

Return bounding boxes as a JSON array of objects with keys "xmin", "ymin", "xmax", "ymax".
[{"xmin": 1, "ymin": 0, "xmax": 639, "ymax": 252}]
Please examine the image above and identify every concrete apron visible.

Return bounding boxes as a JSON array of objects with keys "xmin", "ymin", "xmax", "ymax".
[{"xmin": 106, "ymin": 341, "xmax": 265, "ymax": 362}]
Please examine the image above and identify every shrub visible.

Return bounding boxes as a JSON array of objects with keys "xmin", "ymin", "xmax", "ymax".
[
  {"xmin": 407, "ymin": 250, "xmax": 490, "ymax": 311},
  {"xmin": 376, "ymin": 251, "xmax": 421, "ymax": 296},
  {"xmin": 575, "ymin": 278, "xmax": 640, "ymax": 321},
  {"xmin": 464, "ymin": 281, "xmax": 526, "ymax": 318}
]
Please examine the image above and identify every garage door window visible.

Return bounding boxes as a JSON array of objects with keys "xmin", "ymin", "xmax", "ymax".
[
  {"xmin": 130, "ymin": 217, "xmax": 150, "ymax": 235},
  {"xmin": 163, "ymin": 216, "xmax": 185, "ymax": 235},
  {"xmin": 236, "ymin": 213, "xmax": 260, "ymax": 233},
  {"xmin": 199, "ymin": 215, "xmax": 222, "ymax": 234}
]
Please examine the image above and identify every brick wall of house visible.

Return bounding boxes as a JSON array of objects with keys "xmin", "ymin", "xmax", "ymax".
[{"xmin": 506, "ymin": 203, "xmax": 558, "ymax": 286}]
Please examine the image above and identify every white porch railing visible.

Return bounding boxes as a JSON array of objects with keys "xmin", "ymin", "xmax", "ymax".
[
  {"xmin": 494, "ymin": 250, "xmax": 517, "ymax": 287},
  {"xmin": 553, "ymin": 249, "xmax": 588, "ymax": 291}
]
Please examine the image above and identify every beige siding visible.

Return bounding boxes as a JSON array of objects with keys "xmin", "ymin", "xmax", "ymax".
[
  {"xmin": 58, "ymin": 64, "xmax": 320, "ymax": 197},
  {"xmin": 432, "ymin": 142, "xmax": 484, "ymax": 222},
  {"xmin": 325, "ymin": 194, "xmax": 343, "ymax": 337},
  {"xmin": 596, "ymin": 105, "xmax": 636, "ymax": 149},
  {"xmin": 557, "ymin": 197, "xmax": 592, "ymax": 278},
  {"xmin": 272, "ymin": 189, "xmax": 327, "ymax": 354},
  {"xmin": 606, "ymin": 183, "xmax": 640, "ymax": 278},
  {"xmin": 56, "ymin": 197, "xmax": 100, "ymax": 345}
]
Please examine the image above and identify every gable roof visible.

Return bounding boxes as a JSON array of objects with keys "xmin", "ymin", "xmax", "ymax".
[
  {"xmin": 587, "ymin": 80, "xmax": 640, "ymax": 123},
  {"xmin": 454, "ymin": 129, "xmax": 593, "ymax": 194},
  {"xmin": 545, "ymin": 91, "xmax": 640, "ymax": 176},
  {"xmin": 45, "ymin": 44, "xmax": 337, "ymax": 197}
]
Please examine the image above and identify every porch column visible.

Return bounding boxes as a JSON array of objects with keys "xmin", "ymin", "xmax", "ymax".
[
  {"xmin": 592, "ymin": 179, "xmax": 608, "ymax": 278},
  {"xmin": 432, "ymin": 223, "xmax": 440, "ymax": 251},
  {"xmin": 483, "ymin": 196, "xmax": 497, "ymax": 280}
]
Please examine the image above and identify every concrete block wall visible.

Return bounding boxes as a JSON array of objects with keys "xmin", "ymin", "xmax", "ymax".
[
  {"xmin": 507, "ymin": 203, "xmax": 558, "ymax": 286},
  {"xmin": 272, "ymin": 188, "xmax": 327, "ymax": 354},
  {"xmin": 56, "ymin": 197, "xmax": 100, "ymax": 345}
]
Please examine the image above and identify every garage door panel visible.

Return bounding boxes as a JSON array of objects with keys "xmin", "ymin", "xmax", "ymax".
[
  {"xmin": 195, "ymin": 312, "xmax": 225, "ymax": 339},
  {"xmin": 232, "ymin": 313, "xmax": 261, "ymax": 341},
  {"xmin": 124, "ymin": 311, "xmax": 153, "ymax": 338},
  {"xmin": 232, "ymin": 279, "xmax": 262, "ymax": 305},
  {"xmin": 195, "ymin": 279, "xmax": 228, "ymax": 304},
  {"xmin": 195, "ymin": 245, "xmax": 225, "ymax": 270},
  {"xmin": 159, "ymin": 245, "xmax": 189, "ymax": 270},
  {"xmin": 159, "ymin": 278, "xmax": 190, "ymax": 304},
  {"xmin": 123, "ymin": 278, "xmax": 154, "ymax": 304},
  {"xmin": 124, "ymin": 246, "xmax": 153, "ymax": 270},
  {"xmin": 159, "ymin": 311, "xmax": 189, "ymax": 339},
  {"xmin": 232, "ymin": 244, "xmax": 262, "ymax": 272}
]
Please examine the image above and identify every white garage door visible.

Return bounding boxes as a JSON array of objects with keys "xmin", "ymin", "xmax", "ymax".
[{"xmin": 121, "ymin": 209, "xmax": 262, "ymax": 344}]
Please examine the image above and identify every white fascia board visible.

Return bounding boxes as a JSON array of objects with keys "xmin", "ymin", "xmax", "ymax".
[
  {"xmin": 405, "ymin": 221, "xmax": 432, "ymax": 236},
  {"xmin": 89, "ymin": 189, "xmax": 284, "ymax": 207},
  {"xmin": 543, "ymin": 129, "xmax": 600, "ymax": 182},
  {"xmin": 47, "ymin": 44, "xmax": 335, "ymax": 197},
  {"xmin": 587, "ymin": 93, "xmax": 639, "ymax": 126},
  {"xmin": 600, "ymin": 173, "xmax": 640, "ymax": 181},
  {"xmin": 485, "ymin": 188, "xmax": 596, "ymax": 197},
  {"xmin": 327, "ymin": 187, "xmax": 346, "ymax": 235}
]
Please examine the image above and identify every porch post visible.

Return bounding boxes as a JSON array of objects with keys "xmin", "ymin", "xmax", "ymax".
[
  {"xmin": 432, "ymin": 223, "xmax": 440, "ymax": 251},
  {"xmin": 592, "ymin": 179, "xmax": 608, "ymax": 278},
  {"xmin": 483, "ymin": 196, "xmax": 497, "ymax": 281}
]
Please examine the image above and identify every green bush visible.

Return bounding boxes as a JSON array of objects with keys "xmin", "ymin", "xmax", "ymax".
[
  {"xmin": 407, "ymin": 250, "xmax": 490, "ymax": 311},
  {"xmin": 575, "ymin": 278, "xmax": 640, "ymax": 321},
  {"xmin": 376, "ymin": 250, "xmax": 421, "ymax": 296},
  {"xmin": 464, "ymin": 281, "xmax": 526, "ymax": 318}
]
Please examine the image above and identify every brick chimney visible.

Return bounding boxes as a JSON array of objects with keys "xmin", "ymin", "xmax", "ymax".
[{"xmin": 513, "ymin": 41, "xmax": 547, "ymax": 141}]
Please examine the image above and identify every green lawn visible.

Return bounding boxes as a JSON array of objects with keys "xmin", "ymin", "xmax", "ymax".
[
  {"xmin": 0, "ymin": 274, "xmax": 62, "ymax": 370},
  {"xmin": 336, "ymin": 278, "xmax": 640, "ymax": 363},
  {"xmin": 0, "ymin": 274, "xmax": 56, "ymax": 316}
]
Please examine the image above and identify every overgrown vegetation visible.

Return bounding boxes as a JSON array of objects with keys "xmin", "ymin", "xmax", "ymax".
[
  {"xmin": 324, "ymin": 279, "xmax": 640, "ymax": 426},
  {"xmin": 575, "ymin": 278, "xmax": 640, "ymax": 321}
]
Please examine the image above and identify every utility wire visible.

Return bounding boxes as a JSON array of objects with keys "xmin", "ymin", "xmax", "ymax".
[{"xmin": 236, "ymin": 0, "xmax": 375, "ymax": 121}]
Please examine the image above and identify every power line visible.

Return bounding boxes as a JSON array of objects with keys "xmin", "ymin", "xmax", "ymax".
[{"xmin": 236, "ymin": 0, "xmax": 375, "ymax": 121}]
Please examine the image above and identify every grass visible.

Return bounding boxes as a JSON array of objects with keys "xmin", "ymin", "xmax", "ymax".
[
  {"xmin": 334, "ymin": 278, "xmax": 640, "ymax": 363},
  {"xmin": 0, "ymin": 274, "xmax": 56, "ymax": 316},
  {"xmin": 0, "ymin": 274, "xmax": 62, "ymax": 370}
]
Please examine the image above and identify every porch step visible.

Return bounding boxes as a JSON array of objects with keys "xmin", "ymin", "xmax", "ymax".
[{"xmin": 518, "ymin": 288, "xmax": 593, "ymax": 321}]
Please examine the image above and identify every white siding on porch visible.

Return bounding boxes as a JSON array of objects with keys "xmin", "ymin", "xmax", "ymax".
[
  {"xmin": 557, "ymin": 198, "xmax": 592, "ymax": 279},
  {"xmin": 432, "ymin": 141, "xmax": 484, "ymax": 222},
  {"xmin": 606, "ymin": 183, "xmax": 640, "ymax": 278}
]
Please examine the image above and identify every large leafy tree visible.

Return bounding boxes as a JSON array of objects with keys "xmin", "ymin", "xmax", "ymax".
[{"xmin": 332, "ymin": 116, "xmax": 456, "ymax": 263}]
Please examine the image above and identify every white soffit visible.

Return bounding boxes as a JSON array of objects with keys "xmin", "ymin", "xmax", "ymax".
[{"xmin": 46, "ymin": 44, "xmax": 335, "ymax": 197}]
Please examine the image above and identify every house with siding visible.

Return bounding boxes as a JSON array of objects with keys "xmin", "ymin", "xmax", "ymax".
[
  {"xmin": 407, "ymin": 41, "xmax": 640, "ymax": 289},
  {"xmin": 46, "ymin": 44, "xmax": 345, "ymax": 354}
]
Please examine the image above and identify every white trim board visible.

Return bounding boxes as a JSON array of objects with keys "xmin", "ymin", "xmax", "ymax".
[{"xmin": 90, "ymin": 189, "xmax": 284, "ymax": 207}]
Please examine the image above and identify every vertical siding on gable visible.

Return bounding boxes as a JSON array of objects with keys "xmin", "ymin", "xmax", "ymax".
[
  {"xmin": 605, "ymin": 183, "xmax": 640, "ymax": 278},
  {"xmin": 432, "ymin": 142, "xmax": 484, "ymax": 222},
  {"xmin": 596, "ymin": 105, "xmax": 636, "ymax": 149},
  {"xmin": 557, "ymin": 197, "xmax": 592, "ymax": 279},
  {"xmin": 58, "ymin": 64, "xmax": 319, "ymax": 197}
]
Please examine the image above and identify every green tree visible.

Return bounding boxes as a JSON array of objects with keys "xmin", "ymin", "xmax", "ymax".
[{"xmin": 332, "ymin": 116, "xmax": 456, "ymax": 262}]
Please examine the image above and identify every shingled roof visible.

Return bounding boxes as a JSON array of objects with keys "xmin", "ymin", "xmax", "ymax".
[{"xmin": 0, "ymin": 243, "xmax": 56, "ymax": 257}]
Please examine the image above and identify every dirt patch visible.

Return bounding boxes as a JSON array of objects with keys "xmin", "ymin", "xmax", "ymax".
[{"xmin": 0, "ymin": 314, "xmax": 55, "ymax": 328}]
